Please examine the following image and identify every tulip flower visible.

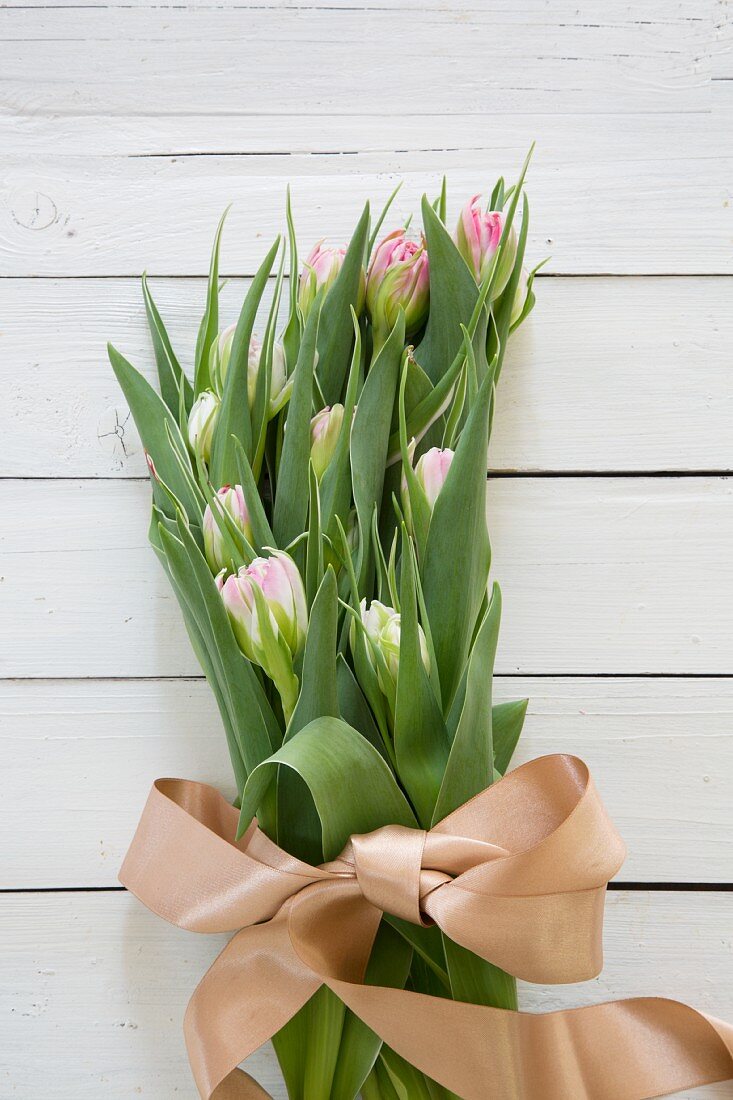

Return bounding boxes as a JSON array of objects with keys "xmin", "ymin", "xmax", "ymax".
[
  {"xmin": 310, "ymin": 404, "xmax": 345, "ymax": 481},
  {"xmin": 188, "ymin": 390, "xmax": 220, "ymax": 462},
  {"xmin": 401, "ymin": 446, "xmax": 454, "ymax": 535},
  {"xmin": 366, "ymin": 230, "xmax": 429, "ymax": 349},
  {"xmin": 455, "ymin": 195, "xmax": 517, "ymax": 297},
  {"xmin": 246, "ymin": 334, "xmax": 290, "ymax": 417},
  {"xmin": 219, "ymin": 550, "xmax": 307, "ymax": 720},
  {"xmin": 203, "ymin": 485, "xmax": 254, "ymax": 574},
  {"xmin": 509, "ymin": 266, "xmax": 531, "ymax": 328},
  {"xmin": 298, "ymin": 241, "xmax": 365, "ymax": 321},
  {"xmin": 354, "ymin": 599, "xmax": 430, "ymax": 714},
  {"xmin": 212, "ymin": 325, "xmax": 289, "ymax": 417}
]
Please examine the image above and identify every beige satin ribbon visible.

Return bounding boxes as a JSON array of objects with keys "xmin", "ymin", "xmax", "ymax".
[{"xmin": 119, "ymin": 754, "xmax": 733, "ymax": 1099}]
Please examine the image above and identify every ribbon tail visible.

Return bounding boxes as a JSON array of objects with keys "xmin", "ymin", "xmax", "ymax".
[
  {"xmin": 184, "ymin": 909, "xmax": 321, "ymax": 1100},
  {"xmin": 321, "ymin": 982, "xmax": 733, "ymax": 1100}
]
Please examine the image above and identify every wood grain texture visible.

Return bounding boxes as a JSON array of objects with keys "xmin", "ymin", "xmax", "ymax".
[
  {"xmin": 2, "ymin": 677, "xmax": 731, "ymax": 888},
  {"xmin": 1, "ymin": 890, "xmax": 731, "ymax": 1099},
  {"xmin": 2, "ymin": 276, "xmax": 732, "ymax": 477},
  {"xmin": 2, "ymin": 477, "xmax": 731, "ymax": 678},
  {"xmin": 2, "ymin": 0, "xmax": 732, "ymax": 1091},
  {"xmin": 0, "ymin": 3, "xmax": 712, "ymax": 122},
  {"xmin": 2, "ymin": 133, "xmax": 730, "ymax": 277}
]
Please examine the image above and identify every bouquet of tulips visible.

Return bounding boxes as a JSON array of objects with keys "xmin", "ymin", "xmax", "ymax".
[{"xmin": 110, "ymin": 152, "xmax": 539, "ymax": 1098}]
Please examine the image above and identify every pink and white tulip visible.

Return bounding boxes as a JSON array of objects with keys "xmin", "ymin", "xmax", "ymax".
[
  {"xmin": 246, "ymin": 333, "xmax": 289, "ymax": 415},
  {"xmin": 355, "ymin": 599, "xmax": 430, "ymax": 708},
  {"xmin": 509, "ymin": 266, "xmax": 531, "ymax": 327},
  {"xmin": 298, "ymin": 242, "xmax": 365, "ymax": 320},
  {"xmin": 310, "ymin": 404, "xmax": 345, "ymax": 481},
  {"xmin": 188, "ymin": 390, "xmax": 220, "ymax": 462},
  {"xmin": 455, "ymin": 195, "xmax": 517, "ymax": 296},
  {"xmin": 219, "ymin": 550, "xmax": 307, "ymax": 663},
  {"xmin": 203, "ymin": 485, "xmax": 253, "ymax": 574},
  {"xmin": 212, "ymin": 325, "xmax": 289, "ymax": 416},
  {"xmin": 401, "ymin": 446, "xmax": 455, "ymax": 532},
  {"xmin": 366, "ymin": 230, "xmax": 429, "ymax": 346}
]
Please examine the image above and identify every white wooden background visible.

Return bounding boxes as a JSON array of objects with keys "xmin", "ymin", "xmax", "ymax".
[{"xmin": 1, "ymin": 1, "xmax": 732, "ymax": 1096}]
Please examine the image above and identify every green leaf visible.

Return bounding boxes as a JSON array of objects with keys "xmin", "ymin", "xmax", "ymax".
[
  {"xmin": 398, "ymin": 365, "xmax": 432, "ymax": 562},
  {"xmin": 364, "ymin": 1062, "xmax": 400, "ymax": 1100},
  {"xmin": 273, "ymin": 297, "xmax": 322, "ymax": 547},
  {"xmin": 302, "ymin": 987, "xmax": 346, "ymax": 1100},
  {"xmin": 251, "ymin": 244, "xmax": 286, "ymax": 478},
  {"xmin": 381, "ymin": 1047, "xmax": 435, "ymax": 1100},
  {"xmin": 232, "ymin": 437, "xmax": 276, "ymax": 553},
  {"xmin": 319, "ymin": 310, "xmax": 360, "ymax": 534},
  {"xmin": 414, "ymin": 198, "xmax": 482, "ymax": 385},
  {"xmin": 394, "ymin": 533, "xmax": 448, "ymax": 828},
  {"xmin": 491, "ymin": 191, "xmax": 530, "ymax": 383},
  {"xmin": 351, "ymin": 311, "xmax": 405, "ymax": 584},
  {"xmin": 161, "ymin": 518, "xmax": 279, "ymax": 776},
  {"xmin": 194, "ymin": 207, "xmax": 229, "ymax": 395},
  {"xmin": 282, "ymin": 185, "xmax": 302, "ymax": 374},
  {"xmin": 142, "ymin": 273, "xmax": 193, "ymax": 416},
  {"xmin": 437, "ymin": 176, "xmax": 447, "ymax": 224},
  {"xmin": 443, "ymin": 935, "xmax": 517, "ymax": 1010},
  {"xmin": 108, "ymin": 344, "xmax": 200, "ymax": 520},
  {"xmin": 287, "ymin": 568, "xmax": 339, "ymax": 739},
  {"xmin": 336, "ymin": 654, "xmax": 386, "ymax": 762},
  {"xmin": 151, "ymin": 514, "xmax": 248, "ymax": 796},
  {"xmin": 238, "ymin": 716, "xmax": 416, "ymax": 853},
  {"xmin": 422, "ymin": 369, "xmax": 493, "ymax": 710},
  {"xmin": 493, "ymin": 697, "xmax": 528, "ymax": 774},
  {"xmin": 317, "ymin": 203, "xmax": 370, "ymax": 404},
  {"xmin": 305, "ymin": 463, "xmax": 325, "ymax": 607},
  {"xmin": 432, "ymin": 584, "xmax": 501, "ymax": 824},
  {"xmin": 209, "ymin": 237, "xmax": 280, "ymax": 486}
]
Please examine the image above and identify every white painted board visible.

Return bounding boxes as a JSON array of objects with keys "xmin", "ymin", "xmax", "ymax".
[
  {"xmin": 2, "ymin": 276, "xmax": 731, "ymax": 478},
  {"xmin": 1, "ymin": 890, "xmax": 731, "ymax": 1099},
  {"xmin": 2, "ymin": 477, "xmax": 731, "ymax": 678},
  {"xmin": 2, "ymin": 677, "xmax": 732, "ymax": 888}
]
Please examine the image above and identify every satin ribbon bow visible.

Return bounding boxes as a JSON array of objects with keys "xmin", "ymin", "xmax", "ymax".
[{"xmin": 120, "ymin": 754, "xmax": 733, "ymax": 1100}]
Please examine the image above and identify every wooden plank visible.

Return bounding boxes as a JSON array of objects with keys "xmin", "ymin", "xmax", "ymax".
[
  {"xmin": 0, "ymin": 3, "xmax": 712, "ymax": 125},
  {"xmin": 2, "ymin": 128, "xmax": 731, "ymax": 276},
  {"xmin": 1, "ymin": 477, "xmax": 731, "ymax": 679},
  {"xmin": 2, "ymin": 677, "xmax": 731, "ymax": 888},
  {"xmin": 2, "ymin": 276, "xmax": 732, "ymax": 478},
  {"xmin": 1, "ymin": 890, "xmax": 730, "ymax": 1098}
]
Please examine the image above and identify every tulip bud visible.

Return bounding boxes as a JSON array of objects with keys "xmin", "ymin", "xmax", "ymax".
[
  {"xmin": 353, "ymin": 599, "xmax": 430, "ymax": 710},
  {"xmin": 366, "ymin": 230, "xmax": 429, "ymax": 347},
  {"xmin": 210, "ymin": 323, "xmax": 235, "ymax": 392},
  {"xmin": 299, "ymin": 242, "xmax": 365, "ymax": 321},
  {"xmin": 509, "ymin": 266, "xmax": 531, "ymax": 327},
  {"xmin": 247, "ymin": 334, "xmax": 289, "ymax": 417},
  {"xmin": 401, "ymin": 446, "xmax": 454, "ymax": 534},
  {"xmin": 188, "ymin": 390, "xmax": 220, "ymax": 462},
  {"xmin": 203, "ymin": 485, "xmax": 254, "ymax": 573},
  {"xmin": 309, "ymin": 404, "xmax": 345, "ymax": 481},
  {"xmin": 219, "ymin": 550, "xmax": 307, "ymax": 720},
  {"xmin": 455, "ymin": 195, "xmax": 517, "ymax": 297},
  {"xmin": 222, "ymin": 550, "xmax": 307, "ymax": 659},
  {"xmin": 212, "ymin": 325, "xmax": 289, "ymax": 417}
]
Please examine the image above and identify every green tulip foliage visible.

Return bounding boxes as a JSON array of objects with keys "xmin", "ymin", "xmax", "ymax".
[{"xmin": 109, "ymin": 153, "xmax": 539, "ymax": 1100}]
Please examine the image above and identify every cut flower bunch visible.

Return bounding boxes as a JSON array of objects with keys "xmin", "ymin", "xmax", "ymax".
[
  {"xmin": 111, "ymin": 153, "xmax": 733, "ymax": 1100},
  {"xmin": 111, "ymin": 152, "xmax": 538, "ymax": 1098}
]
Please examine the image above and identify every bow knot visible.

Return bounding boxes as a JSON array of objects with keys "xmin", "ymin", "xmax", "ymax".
[{"xmin": 344, "ymin": 824, "xmax": 432, "ymax": 925}]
